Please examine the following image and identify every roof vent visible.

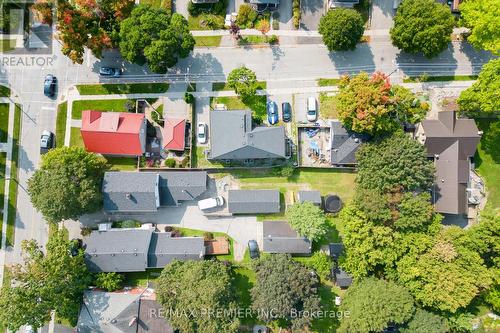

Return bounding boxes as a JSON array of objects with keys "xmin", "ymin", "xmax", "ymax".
[
  {"xmin": 434, "ymin": 154, "xmax": 439, "ymax": 159},
  {"xmin": 441, "ymin": 179, "xmax": 445, "ymax": 183},
  {"xmin": 354, "ymin": 138, "xmax": 359, "ymax": 143},
  {"xmin": 126, "ymin": 193, "xmax": 131, "ymax": 199},
  {"xmin": 121, "ymin": 249, "xmax": 125, "ymax": 252}
]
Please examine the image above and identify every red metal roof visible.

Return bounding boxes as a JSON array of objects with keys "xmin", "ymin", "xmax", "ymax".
[
  {"xmin": 81, "ymin": 110, "xmax": 145, "ymax": 156},
  {"xmin": 162, "ymin": 118, "xmax": 186, "ymax": 151}
]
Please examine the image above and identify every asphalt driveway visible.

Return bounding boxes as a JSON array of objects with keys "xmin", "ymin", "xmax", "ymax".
[
  {"xmin": 370, "ymin": 0, "xmax": 395, "ymax": 30},
  {"xmin": 300, "ymin": 0, "xmax": 325, "ymax": 31}
]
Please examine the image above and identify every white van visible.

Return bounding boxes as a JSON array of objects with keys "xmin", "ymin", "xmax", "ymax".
[
  {"xmin": 198, "ymin": 196, "xmax": 225, "ymax": 210},
  {"xmin": 307, "ymin": 97, "xmax": 317, "ymax": 122}
]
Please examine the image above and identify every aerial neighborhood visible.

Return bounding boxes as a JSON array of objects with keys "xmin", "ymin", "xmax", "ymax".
[{"xmin": 0, "ymin": 0, "xmax": 498, "ymax": 332}]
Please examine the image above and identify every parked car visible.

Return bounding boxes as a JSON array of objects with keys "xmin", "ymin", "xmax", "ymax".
[
  {"xmin": 198, "ymin": 196, "xmax": 224, "ymax": 210},
  {"xmin": 267, "ymin": 101, "xmax": 279, "ymax": 125},
  {"xmin": 99, "ymin": 67, "xmax": 122, "ymax": 77},
  {"xmin": 43, "ymin": 74, "xmax": 57, "ymax": 97},
  {"xmin": 306, "ymin": 96, "xmax": 317, "ymax": 122},
  {"xmin": 197, "ymin": 122, "xmax": 208, "ymax": 144},
  {"xmin": 40, "ymin": 130, "xmax": 54, "ymax": 154},
  {"xmin": 282, "ymin": 102, "xmax": 292, "ymax": 122},
  {"xmin": 248, "ymin": 240, "xmax": 260, "ymax": 259}
]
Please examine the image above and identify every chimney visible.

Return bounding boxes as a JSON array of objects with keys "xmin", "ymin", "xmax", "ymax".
[{"xmin": 438, "ymin": 111, "xmax": 456, "ymax": 132}]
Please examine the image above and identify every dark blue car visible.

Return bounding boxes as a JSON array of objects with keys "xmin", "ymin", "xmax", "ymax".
[{"xmin": 267, "ymin": 101, "xmax": 278, "ymax": 125}]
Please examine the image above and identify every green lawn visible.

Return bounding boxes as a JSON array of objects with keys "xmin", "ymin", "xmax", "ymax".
[
  {"xmin": 475, "ymin": 119, "xmax": 500, "ymax": 211},
  {"xmin": 317, "ymin": 78, "xmax": 340, "ymax": 87},
  {"xmin": 319, "ymin": 93, "xmax": 338, "ymax": 120},
  {"xmin": 232, "ymin": 266, "xmax": 257, "ymax": 325},
  {"xmin": 76, "ymin": 83, "xmax": 169, "ymax": 95},
  {"xmin": 56, "ymin": 102, "xmax": 67, "ymax": 148},
  {"xmin": 6, "ymin": 105, "xmax": 21, "ymax": 247},
  {"xmin": 192, "ymin": 146, "xmax": 223, "ymax": 168},
  {"xmin": 403, "ymin": 75, "xmax": 478, "ymax": 83},
  {"xmin": 0, "ymin": 39, "xmax": 15, "ymax": 52},
  {"xmin": 238, "ymin": 35, "xmax": 270, "ymax": 45},
  {"xmin": 194, "ymin": 36, "xmax": 222, "ymax": 47},
  {"xmin": 106, "ymin": 157, "xmax": 138, "ymax": 171},
  {"xmin": 72, "ymin": 99, "xmax": 133, "ymax": 119},
  {"xmin": 210, "ymin": 95, "xmax": 267, "ymax": 122},
  {"xmin": 70, "ymin": 127, "xmax": 84, "ymax": 148},
  {"xmin": 123, "ymin": 268, "xmax": 163, "ymax": 287},
  {"xmin": 0, "ymin": 85, "xmax": 10, "ymax": 97},
  {"xmin": 0, "ymin": 104, "xmax": 9, "ymax": 142},
  {"xmin": 212, "ymin": 81, "xmax": 267, "ymax": 91},
  {"xmin": 188, "ymin": 14, "xmax": 225, "ymax": 30},
  {"xmin": 175, "ymin": 227, "xmax": 235, "ymax": 261},
  {"xmin": 0, "ymin": 153, "xmax": 6, "ymax": 244}
]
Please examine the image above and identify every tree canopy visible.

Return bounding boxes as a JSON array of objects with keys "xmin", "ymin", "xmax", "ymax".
[
  {"xmin": 227, "ymin": 66, "xmax": 258, "ymax": 99},
  {"xmin": 334, "ymin": 72, "xmax": 428, "ymax": 135},
  {"xmin": 338, "ymin": 277, "xmax": 415, "ymax": 333},
  {"xmin": 390, "ymin": 0, "xmax": 454, "ymax": 58},
  {"xmin": 251, "ymin": 254, "xmax": 321, "ymax": 330},
  {"xmin": 458, "ymin": 58, "xmax": 500, "ymax": 114},
  {"xmin": 27, "ymin": 147, "xmax": 108, "ymax": 223},
  {"xmin": 156, "ymin": 260, "xmax": 240, "ymax": 333},
  {"xmin": 0, "ymin": 229, "xmax": 92, "ymax": 331},
  {"xmin": 34, "ymin": 0, "xmax": 134, "ymax": 64},
  {"xmin": 356, "ymin": 132, "xmax": 435, "ymax": 193},
  {"xmin": 285, "ymin": 201, "xmax": 328, "ymax": 240},
  {"xmin": 400, "ymin": 309, "xmax": 448, "ymax": 333},
  {"xmin": 396, "ymin": 227, "xmax": 492, "ymax": 313},
  {"xmin": 94, "ymin": 272, "xmax": 124, "ymax": 292},
  {"xmin": 119, "ymin": 5, "xmax": 194, "ymax": 73},
  {"xmin": 318, "ymin": 8, "xmax": 365, "ymax": 51},
  {"xmin": 460, "ymin": 0, "xmax": 500, "ymax": 54}
]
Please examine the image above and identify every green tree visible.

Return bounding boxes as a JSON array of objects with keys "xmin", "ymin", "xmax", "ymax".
[
  {"xmin": 460, "ymin": 0, "xmax": 500, "ymax": 54},
  {"xmin": 119, "ymin": 6, "xmax": 194, "ymax": 73},
  {"xmin": 338, "ymin": 277, "xmax": 414, "ymax": 333},
  {"xmin": 400, "ymin": 309, "xmax": 448, "ymax": 333},
  {"xmin": 251, "ymin": 254, "xmax": 321, "ymax": 330},
  {"xmin": 390, "ymin": 0, "xmax": 454, "ymax": 58},
  {"xmin": 95, "ymin": 272, "xmax": 124, "ymax": 292},
  {"xmin": 334, "ymin": 72, "xmax": 428, "ymax": 135},
  {"xmin": 27, "ymin": 147, "xmax": 108, "ymax": 223},
  {"xmin": 0, "ymin": 229, "xmax": 92, "ymax": 331},
  {"xmin": 356, "ymin": 132, "xmax": 435, "ymax": 193},
  {"xmin": 338, "ymin": 206, "xmax": 398, "ymax": 277},
  {"xmin": 156, "ymin": 260, "xmax": 240, "ymax": 333},
  {"xmin": 286, "ymin": 201, "xmax": 328, "ymax": 240},
  {"xmin": 458, "ymin": 58, "xmax": 500, "ymax": 114},
  {"xmin": 396, "ymin": 227, "xmax": 492, "ymax": 313},
  {"xmin": 306, "ymin": 252, "xmax": 333, "ymax": 279},
  {"xmin": 318, "ymin": 8, "xmax": 365, "ymax": 51},
  {"xmin": 227, "ymin": 66, "xmax": 257, "ymax": 99}
]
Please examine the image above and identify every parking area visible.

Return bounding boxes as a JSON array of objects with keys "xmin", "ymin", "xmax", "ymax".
[
  {"xmin": 370, "ymin": 0, "xmax": 395, "ymax": 30},
  {"xmin": 300, "ymin": 0, "xmax": 326, "ymax": 30},
  {"xmin": 277, "ymin": 1, "xmax": 293, "ymax": 30},
  {"xmin": 293, "ymin": 92, "xmax": 322, "ymax": 123}
]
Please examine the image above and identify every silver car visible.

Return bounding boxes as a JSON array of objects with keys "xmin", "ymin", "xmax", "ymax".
[{"xmin": 197, "ymin": 123, "xmax": 208, "ymax": 144}]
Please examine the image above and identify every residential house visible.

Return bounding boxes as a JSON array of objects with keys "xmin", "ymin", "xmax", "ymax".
[
  {"xmin": 208, "ymin": 110, "xmax": 287, "ymax": 161},
  {"xmin": 81, "ymin": 110, "xmax": 146, "ymax": 156},
  {"xmin": 330, "ymin": 120, "xmax": 368, "ymax": 166},
  {"xmin": 84, "ymin": 229, "xmax": 205, "ymax": 273},
  {"xmin": 77, "ymin": 289, "xmax": 174, "ymax": 333},
  {"xmin": 102, "ymin": 171, "xmax": 208, "ymax": 213},
  {"xmin": 329, "ymin": 0, "xmax": 359, "ymax": 8},
  {"xmin": 162, "ymin": 117, "xmax": 186, "ymax": 151},
  {"xmin": 262, "ymin": 221, "xmax": 312, "ymax": 254},
  {"xmin": 227, "ymin": 189, "xmax": 280, "ymax": 214},
  {"xmin": 415, "ymin": 111, "xmax": 480, "ymax": 215},
  {"xmin": 296, "ymin": 190, "xmax": 322, "ymax": 206}
]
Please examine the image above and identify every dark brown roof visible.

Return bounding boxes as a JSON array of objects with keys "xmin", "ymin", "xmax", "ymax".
[{"xmin": 420, "ymin": 111, "xmax": 480, "ymax": 214}]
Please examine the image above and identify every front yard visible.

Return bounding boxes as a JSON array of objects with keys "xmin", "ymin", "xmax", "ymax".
[
  {"xmin": 319, "ymin": 93, "xmax": 338, "ymax": 120},
  {"xmin": 210, "ymin": 95, "xmax": 267, "ymax": 123},
  {"xmin": 72, "ymin": 99, "xmax": 134, "ymax": 119},
  {"xmin": 0, "ymin": 104, "xmax": 9, "ymax": 142},
  {"xmin": 76, "ymin": 83, "xmax": 169, "ymax": 95}
]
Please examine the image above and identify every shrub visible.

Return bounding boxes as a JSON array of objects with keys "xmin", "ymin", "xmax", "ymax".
[
  {"xmin": 292, "ymin": 0, "xmax": 300, "ymax": 29},
  {"xmin": 161, "ymin": 0, "xmax": 172, "ymax": 15},
  {"xmin": 151, "ymin": 109, "xmax": 164, "ymax": 126},
  {"xmin": 308, "ymin": 252, "xmax": 333, "ymax": 279},
  {"xmin": 204, "ymin": 232, "xmax": 214, "ymax": 240},
  {"xmin": 272, "ymin": 19, "xmax": 279, "ymax": 30},
  {"xmin": 200, "ymin": 13, "xmax": 224, "ymax": 29},
  {"xmin": 256, "ymin": 19, "xmax": 270, "ymax": 34},
  {"xmin": 125, "ymin": 100, "xmax": 135, "ymax": 112},
  {"xmin": 120, "ymin": 220, "xmax": 140, "ymax": 228},
  {"xmin": 272, "ymin": 11, "xmax": 280, "ymax": 19},
  {"xmin": 280, "ymin": 165, "xmax": 294, "ymax": 177},
  {"xmin": 237, "ymin": 4, "xmax": 258, "ymax": 28},
  {"xmin": 165, "ymin": 158, "xmax": 176, "ymax": 168},
  {"xmin": 184, "ymin": 92, "xmax": 194, "ymax": 104},
  {"xmin": 164, "ymin": 226, "xmax": 174, "ymax": 232},
  {"xmin": 180, "ymin": 155, "xmax": 190, "ymax": 168},
  {"xmin": 268, "ymin": 34, "xmax": 279, "ymax": 44},
  {"xmin": 171, "ymin": 229, "xmax": 181, "ymax": 237},
  {"xmin": 95, "ymin": 272, "xmax": 124, "ymax": 292},
  {"xmin": 189, "ymin": 0, "xmax": 227, "ymax": 16},
  {"xmin": 81, "ymin": 227, "xmax": 92, "ymax": 236}
]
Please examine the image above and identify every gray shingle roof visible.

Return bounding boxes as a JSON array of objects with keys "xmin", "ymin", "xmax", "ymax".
[
  {"xmin": 297, "ymin": 190, "xmax": 322, "ymax": 206},
  {"xmin": 333, "ymin": 267, "xmax": 353, "ymax": 288},
  {"xmin": 147, "ymin": 232, "xmax": 205, "ymax": 268},
  {"xmin": 208, "ymin": 110, "xmax": 286, "ymax": 160},
  {"xmin": 84, "ymin": 229, "xmax": 152, "ymax": 272},
  {"xmin": 228, "ymin": 190, "xmax": 280, "ymax": 214},
  {"xmin": 103, "ymin": 172, "xmax": 159, "ymax": 213},
  {"xmin": 158, "ymin": 171, "xmax": 208, "ymax": 206},
  {"xmin": 329, "ymin": 121, "xmax": 368, "ymax": 165},
  {"xmin": 138, "ymin": 300, "xmax": 174, "ymax": 333},
  {"xmin": 102, "ymin": 171, "xmax": 207, "ymax": 212},
  {"xmin": 420, "ymin": 111, "xmax": 480, "ymax": 214},
  {"xmin": 328, "ymin": 243, "xmax": 344, "ymax": 259},
  {"xmin": 262, "ymin": 221, "xmax": 312, "ymax": 254}
]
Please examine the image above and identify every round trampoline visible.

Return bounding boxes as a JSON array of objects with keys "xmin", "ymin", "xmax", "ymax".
[{"xmin": 324, "ymin": 195, "xmax": 343, "ymax": 213}]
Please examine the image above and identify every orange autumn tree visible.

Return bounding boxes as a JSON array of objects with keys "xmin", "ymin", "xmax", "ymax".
[{"xmin": 333, "ymin": 71, "xmax": 428, "ymax": 135}]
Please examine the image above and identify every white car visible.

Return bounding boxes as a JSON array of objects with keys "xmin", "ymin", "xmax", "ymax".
[
  {"xmin": 198, "ymin": 196, "xmax": 224, "ymax": 210},
  {"xmin": 197, "ymin": 123, "xmax": 208, "ymax": 144},
  {"xmin": 306, "ymin": 96, "xmax": 317, "ymax": 122}
]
